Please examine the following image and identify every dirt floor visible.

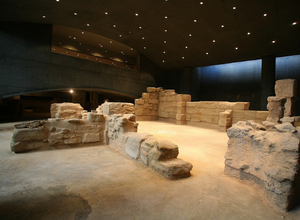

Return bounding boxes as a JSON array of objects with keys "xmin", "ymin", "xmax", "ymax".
[{"xmin": 0, "ymin": 121, "xmax": 299, "ymax": 220}]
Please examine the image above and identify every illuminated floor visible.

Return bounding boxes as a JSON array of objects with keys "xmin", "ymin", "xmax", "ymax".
[{"xmin": 0, "ymin": 121, "xmax": 299, "ymax": 220}]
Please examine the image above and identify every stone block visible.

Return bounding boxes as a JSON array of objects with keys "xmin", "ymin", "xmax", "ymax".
[
  {"xmin": 149, "ymin": 99, "xmax": 159, "ymax": 104},
  {"xmin": 149, "ymin": 93, "xmax": 159, "ymax": 99},
  {"xmin": 64, "ymin": 138, "xmax": 81, "ymax": 144},
  {"xmin": 149, "ymin": 140, "xmax": 179, "ymax": 161},
  {"xmin": 164, "ymin": 90, "xmax": 176, "ymax": 96},
  {"xmin": 256, "ymin": 111, "xmax": 269, "ymax": 120},
  {"xmin": 186, "ymin": 114, "xmax": 191, "ymax": 121},
  {"xmin": 197, "ymin": 101, "xmax": 218, "ymax": 109},
  {"xmin": 177, "ymin": 94, "xmax": 191, "ymax": 102},
  {"xmin": 219, "ymin": 102, "xmax": 250, "ymax": 110},
  {"xmin": 201, "ymin": 116, "xmax": 218, "ymax": 124},
  {"xmin": 150, "ymin": 158, "xmax": 193, "ymax": 179},
  {"xmin": 233, "ymin": 110, "xmax": 256, "ymax": 119},
  {"xmin": 135, "ymin": 99, "xmax": 144, "ymax": 105},
  {"xmin": 147, "ymin": 87, "xmax": 161, "ymax": 93},
  {"xmin": 186, "ymin": 102, "xmax": 197, "ymax": 108},
  {"xmin": 176, "ymin": 120, "xmax": 186, "ymax": 125},
  {"xmin": 82, "ymin": 133, "xmax": 101, "ymax": 143},
  {"xmin": 102, "ymin": 102, "xmax": 135, "ymax": 115},
  {"xmin": 11, "ymin": 141, "xmax": 49, "ymax": 153},
  {"xmin": 284, "ymin": 97, "xmax": 297, "ymax": 117},
  {"xmin": 125, "ymin": 133, "xmax": 152, "ymax": 160},
  {"xmin": 12, "ymin": 127, "xmax": 48, "ymax": 142},
  {"xmin": 54, "ymin": 103, "xmax": 83, "ymax": 119},
  {"xmin": 219, "ymin": 118, "xmax": 231, "ymax": 127},
  {"xmin": 266, "ymin": 97, "xmax": 286, "ymax": 122},
  {"xmin": 176, "ymin": 114, "xmax": 186, "ymax": 121},
  {"xmin": 87, "ymin": 112, "xmax": 104, "ymax": 122},
  {"xmin": 142, "ymin": 93, "xmax": 149, "ymax": 99},
  {"xmin": 136, "ymin": 109, "xmax": 144, "ymax": 116},
  {"xmin": 191, "ymin": 115, "xmax": 201, "ymax": 122},
  {"xmin": 275, "ymin": 79, "xmax": 297, "ymax": 98}
]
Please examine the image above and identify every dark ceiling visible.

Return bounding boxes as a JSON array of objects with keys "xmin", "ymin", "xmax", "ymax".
[{"xmin": 1, "ymin": 0, "xmax": 300, "ymax": 70}]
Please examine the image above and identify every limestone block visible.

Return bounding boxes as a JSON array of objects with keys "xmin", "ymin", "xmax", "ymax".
[
  {"xmin": 225, "ymin": 121, "xmax": 300, "ymax": 211},
  {"xmin": 284, "ymin": 97, "xmax": 297, "ymax": 117},
  {"xmin": 136, "ymin": 109, "xmax": 144, "ymax": 116},
  {"xmin": 14, "ymin": 120, "xmax": 46, "ymax": 129},
  {"xmin": 186, "ymin": 114, "xmax": 191, "ymax": 121},
  {"xmin": 150, "ymin": 158, "xmax": 193, "ymax": 179},
  {"xmin": 199, "ymin": 109, "xmax": 223, "ymax": 116},
  {"xmin": 123, "ymin": 114, "xmax": 136, "ymax": 122},
  {"xmin": 197, "ymin": 101, "xmax": 219, "ymax": 109},
  {"xmin": 149, "ymin": 110, "xmax": 158, "ymax": 116},
  {"xmin": 168, "ymin": 112, "xmax": 176, "ymax": 119},
  {"xmin": 149, "ymin": 93, "xmax": 159, "ymax": 99},
  {"xmin": 201, "ymin": 116, "xmax": 219, "ymax": 124},
  {"xmin": 82, "ymin": 133, "xmax": 101, "ymax": 143},
  {"xmin": 164, "ymin": 90, "xmax": 176, "ymax": 96},
  {"xmin": 135, "ymin": 99, "xmax": 144, "ymax": 105},
  {"xmin": 266, "ymin": 97, "xmax": 286, "ymax": 122},
  {"xmin": 54, "ymin": 103, "xmax": 83, "ymax": 119},
  {"xmin": 147, "ymin": 87, "xmax": 162, "ymax": 93},
  {"xmin": 186, "ymin": 102, "xmax": 197, "ymax": 108},
  {"xmin": 49, "ymin": 132, "xmax": 64, "ymax": 140},
  {"xmin": 125, "ymin": 133, "xmax": 152, "ymax": 160},
  {"xmin": 176, "ymin": 114, "xmax": 186, "ymax": 121},
  {"xmin": 64, "ymin": 138, "xmax": 81, "ymax": 144},
  {"xmin": 177, "ymin": 94, "xmax": 191, "ymax": 102},
  {"xmin": 158, "ymin": 111, "xmax": 169, "ymax": 118},
  {"xmin": 50, "ymin": 103, "xmax": 58, "ymax": 118},
  {"xmin": 275, "ymin": 79, "xmax": 297, "ymax": 98},
  {"xmin": 176, "ymin": 120, "xmax": 186, "ymax": 125},
  {"xmin": 87, "ymin": 112, "xmax": 104, "ymax": 122},
  {"xmin": 274, "ymin": 123, "xmax": 297, "ymax": 133},
  {"xmin": 218, "ymin": 102, "xmax": 250, "ymax": 110},
  {"xmin": 102, "ymin": 102, "xmax": 135, "ymax": 115},
  {"xmin": 159, "ymin": 91, "xmax": 165, "ymax": 97},
  {"xmin": 149, "ymin": 140, "xmax": 179, "ymax": 161},
  {"xmin": 191, "ymin": 115, "xmax": 201, "ymax": 122},
  {"xmin": 141, "ymin": 136, "xmax": 158, "ymax": 166},
  {"xmin": 232, "ymin": 110, "xmax": 256, "ymax": 120},
  {"xmin": 142, "ymin": 93, "xmax": 149, "ymax": 99},
  {"xmin": 160, "ymin": 97, "xmax": 166, "ymax": 102},
  {"xmin": 149, "ymin": 99, "xmax": 159, "ymax": 104},
  {"xmin": 166, "ymin": 97, "xmax": 173, "ymax": 102},
  {"xmin": 11, "ymin": 141, "xmax": 48, "ymax": 153},
  {"xmin": 218, "ymin": 118, "xmax": 231, "ymax": 127},
  {"xmin": 177, "ymin": 107, "xmax": 186, "ymax": 114},
  {"xmin": 256, "ymin": 111, "xmax": 269, "ymax": 120},
  {"xmin": 12, "ymin": 127, "xmax": 48, "ymax": 142}
]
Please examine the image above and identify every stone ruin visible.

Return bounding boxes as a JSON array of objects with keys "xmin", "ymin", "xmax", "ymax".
[
  {"xmin": 10, "ymin": 102, "xmax": 193, "ymax": 180},
  {"xmin": 225, "ymin": 79, "xmax": 300, "ymax": 211}
]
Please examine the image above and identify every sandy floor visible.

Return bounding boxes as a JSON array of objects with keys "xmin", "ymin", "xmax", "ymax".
[{"xmin": 0, "ymin": 121, "xmax": 299, "ymax": 220}]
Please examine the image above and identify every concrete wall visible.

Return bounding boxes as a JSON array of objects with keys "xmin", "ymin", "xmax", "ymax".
[{"xmin": 0, "ymin": 22, "xmax": 160, "ymax": 99}]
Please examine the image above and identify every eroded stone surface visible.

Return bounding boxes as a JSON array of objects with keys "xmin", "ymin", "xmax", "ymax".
[
  {"xmin": 225, "ymin": 120, "xmax": 300, "ymax": 211},
  {"xmin": 266, "ymin": 97, "xmax": 286, "ymax": 122},
  {"xmin": 100, "ymin": 102, "xmax": 135, "ymax": 115}
]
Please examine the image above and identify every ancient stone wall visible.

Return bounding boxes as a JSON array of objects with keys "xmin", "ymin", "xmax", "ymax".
[
  {"xmin": 10, "ymin": 102, "xmax": 193, "ymax": 180},
  {"xmin": 135, "ymin": 87, "xmax": 268, "ymax": 131}
]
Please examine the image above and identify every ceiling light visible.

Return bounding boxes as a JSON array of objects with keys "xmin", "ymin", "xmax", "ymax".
[
  {"xmin": 144, "ymin": 46, "xmax": 146, "ymax": 49},
  {"xmin": 105, "ymin": 50, "xmax": 107, "ymax": 52},
  {"xmin": 59, "ymin": 42, "xmax": 61, "ymax": 44},
  {"xmin": 165, "ymin": 16, "xmax": 168, "ymax": 19},
  {"xmin": 162, "ymin": 60, "xmax": 165, "ymax": 62},
  {"xmin": 73, "ymin": 37, "xmax": 76, "ymax": 39},
  {"xmin": 164, "ymin": 41, "xmax": 167, "ymax": 43},
  {"xmin": 56, "ymin": 0, "xmax": 59, "ymax": 2},
  {"xmin": 272, "ymin": 40, "xmax": 276, "ymax": 43},
  {"xmin": 206, "ymin": 52, "xmax": 208, "ymax": 55},
  {"xmin": 264, "ymin": 14, "xmax": 267, "ymax": 17},
  {"xmin": 194, "ymin": 20, "xmax": 197, "ymax": 22},
  {"xmin": 292, "ymin": 22, "xmax": 297, "ymax": 25},
  {"xmin": 87, "ymin": 49, "xmax": 89, "ymax": 51},
  {"xmin": 79, "ymin": 43, "xmax": 82, "ymax": 45},
  {"xmin": 119, "ymin": 35, "xmax": 122, "ymax": 37},
  {"xmin": 189, "ymin": 33, "xmax": 192, "ymax": 36},
  {"xmin": 221, "ymin": 25, "xmax": 224, "ymax": 27},
  {"xmin": 87, "ymin": 24, "xmax": 90, "ymax": 26},
  {"xmin": 165, "ymin": 29, "xmax": 168, "ymax": 32},
  {"xmin": 163, "ymin": 51, "xmax": 166, "ymax": 53},
  {"xmin": 135, "ymin": 13, "xmax": 138, "ymax": 16},
  {"xmin": 82, "ymin": 32, "xmax": 84, "ymax": 34},
  {"xmin": 139, "ymin": 26, "xmax": 142, "ymax": 29},
  {"xmin": 142, "ymin": 37, "xmax": 145, "ymax": 39},
  {"xmin": 74, "ymin": 12, "xmax": 77, "ymax": 16},
  {"xmin": 247, "ymin": 32, "xmax": 251, "ymax": 35},
  {"xmin": 110, "ymin": 41, "xmax": 112, "ymax": 43},
  {"xmin": 185, "ymin": 46, "xmax": 188, "ymax": 48},
  {"xmin": 233, "ymin": 7, "xmax": 236, "ymax": 9},
  {"xmin": 200, "ymin": 2, "xmax": 203, "ymax": 4},
  {"xmin": 105, "ymin": 12, "xmax": 108, "ymax": 15},
  {"xmin": 213, "ymin": 39, "xmax": 215, "ymax": 42},
  {"xmin": 42, "ymin": 15, "xmax": 46, "ymax": 18},
  {"xmin": 235, "ymin": 47, "xmax": 238, "ymax": 50},
  {"xmin": 131, "ymin": 48, "xmax": 133, "ymax": 50},
  {"xmin": 113, "ymin": 24, "xmax": 116, "ymax": 27},
  {"xmin": 70, "ymin": 89, "xmax": 73, "ymax": 93},
  {"xmin": 77, "ymin": 54, "xmax": 79, "ymax": 56},
  {"xmin": 182, "ymin": 57, "xmax": 185, "ymax": 59},
  {"xmin": 69, "ymin": 35, "xmax": 71, "ymax": 38}
]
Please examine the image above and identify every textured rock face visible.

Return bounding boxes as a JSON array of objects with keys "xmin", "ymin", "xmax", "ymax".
[
  {"xmin": 266, "ymin": 97, "xmax": 286, "ymax": 122},
  {"xmin": 51, "ymin": 103, "xmax": 83, "ymax": 119},
  {"xmin": 100, "ymin": 102, "xmax": 135, "ymax": 115},
  {"xmin": 225, "ymin": 120, "xmax": 300, "ymax": 211}
]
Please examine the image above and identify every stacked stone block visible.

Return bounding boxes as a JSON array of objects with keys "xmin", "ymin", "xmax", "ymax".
[{"xmin": 11, "ymin": 102, "xmax": 193, "ymax": 180}]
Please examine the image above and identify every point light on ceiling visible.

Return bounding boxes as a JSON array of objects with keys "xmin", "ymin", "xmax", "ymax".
[
  {"xmin": 247, "ymin": 32, "xmax": 251, "ymax": 35},
  {"xmin": 200, "ymin": 2, "xmax": 203, "ymax": 4},
  {"xmin": 119, "ymin": 35, "xmax": 122, "ymax": 37},
  {"xmin": 113, "ymin": 24, "xmax": 116, "ymax": 27},
  {"xmin": 235, "ymin": 47, "xmax": 238, "ymax": 50},
  {"xmin": 221, "ymin": 25, "xmax": 224, "ymax": 28},
  {"xmin": 272, "ymin": 40, "xmax": 276, "ymax": 43},
  {"xmin": 194, "ymin": 20, "xmax": 197, "ymax": 22},
  {"xmin": 206, "ymin": 52, "xmax": 208, "ymax": 55},
  {"xmin": 135, "ymin": 13, "xmax": 138, "ymax": 16},
  {"xmin": 87, "ymin": 24, "xmax": 90, "ymax": 26},
  {"xmin": 110, "ymin": 41, "xmax": 112, "ymax": 43},
  {"xmin": 162, "ymin": 60, "xmax": 165, "ymax": 62},
  {"xmin": 213, "ymin": 39, "xmax": 216, "ymax": 42},
  {"xmin": 292, "ymin": 22, "xmax": 297, "ymax": 25},
  {"xmin": 182, "ymin": 57, "xmax": 185, "ymax": 59},
  {"xmin": 264, "ymin": 14, "xmax": 267, "ymax": 17},
  {"xmin": 139, "ymin": 26, "xmax": 142, "ymax": 29},
  {"xmin": 144, "ymin": 46, "xmax": 146, "ymax": 49},
  {"xmin": 105, "ymin": 12, "xmax": 108, "ymax": 15},
  {"xmin": 185, "ymin": 46, "xmax": 188, "ymax": 49},
  {"xmin": 56, "ymin": 0, "xmax": 59, "ymax": 2},
  {"xmin": 82, "ymin": 32, "xmax": 84, "ymax": 34},
  {"xmin": 74, "ymin": 13, "xmax": 77, "ymax": 16},
  {"xmin": 233, "ymin": 7, "xmax": 236, "ymax": 9},
  {"xmin": 164, "ymin": 41, "xmax": 167, "ymax": 43},
  {"xmin": 70, "ymin": 89, "xmax": 73, "ymax": 93},
  {"xmin": 189, "ymin": 33, "xmax": 192, "ymax": 36},
  {"xmin": 42, "ymin": 15, "xmax": 46, "ymax": 18},
  {"xmin": 163, "ymin": 51, "xmax": 166, "ymax": 53},
  {"xmin": 165, "ymin": 16, "xmax": 168, "ymax": 19},
  {"xmin": 165, "ymin": 29, "xmax": 168, "ymax": 32}
]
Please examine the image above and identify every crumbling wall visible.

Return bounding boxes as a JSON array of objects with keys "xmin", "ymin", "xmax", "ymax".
[
  {"xmin": 10, "ymin": 102, "xmax": 193, "ymax": 180},
  {"xmin": 135, "ymin": 87, "xmax": 268, "ymax": 131},
  {"xmin": 224, "ymin": 79, "xmax": 300, "ymax": 211}
]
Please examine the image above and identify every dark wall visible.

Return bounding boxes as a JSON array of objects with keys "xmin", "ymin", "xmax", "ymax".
[{"xmin": 0, "ymin": 22, "xmax": 160, "ymax": 99}]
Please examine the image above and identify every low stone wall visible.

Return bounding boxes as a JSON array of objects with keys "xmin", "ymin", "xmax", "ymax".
[
  {"xmin": 225, "ymin": 120, "xmax": 300, "ymax": 211},
  {"xmin": 10, "ymin": 102, "xmax": 193, "ymax": 180},
  {"xmin": 135, "ymin": 87, "xmax": 268, "ymax": 131}
]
